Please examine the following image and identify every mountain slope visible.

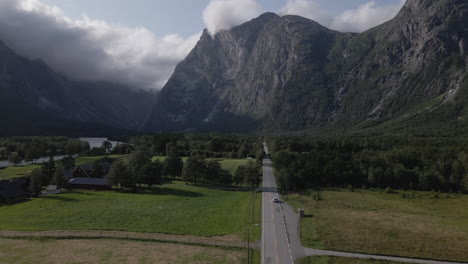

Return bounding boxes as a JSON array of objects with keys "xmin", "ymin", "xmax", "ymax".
[
  {"xmin": 145, "ymin": 0, "xmax": 467, "ymax": 134},
  {"xmin": 0, "ymin": 40, "xmax": 157, "ymax": 135}
]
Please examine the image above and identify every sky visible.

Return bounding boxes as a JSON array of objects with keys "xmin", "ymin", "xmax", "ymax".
[{"xmin": 0, "ymin": 0, "xmax": 406, "ymax": 90}]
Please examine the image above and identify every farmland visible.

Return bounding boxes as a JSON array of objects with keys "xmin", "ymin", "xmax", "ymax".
[{"xmin": 286, "ymin": 189, "xmax": 468, "ymax": 262}]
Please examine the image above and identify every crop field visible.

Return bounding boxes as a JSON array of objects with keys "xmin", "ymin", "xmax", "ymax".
[
  {"xmin": 0, "ymin": 186, "xmax": 260, "ymax": 240},
  {"xmin": 0, "ymin": 238, "xmax": 247, "ymax": 264},
  {"xmin": 0, "ymin": 155, "xmax": 126, "ymax": 180},
  {"xmin": 285, "ymin": 189, "xmax": 468, "ymax": 262}
]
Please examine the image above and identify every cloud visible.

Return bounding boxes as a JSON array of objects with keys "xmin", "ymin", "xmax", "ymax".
[
  {"xmin": 279, "ymin": 0, "xmax": 332, "ymax": 26},
  {"xmin": 0, "ymin": 0, "xmax": 201, "ymax": 90},
  {"xmin": 330, "ymin": 0, "xmax": 406, "ymax": 32},
  {"xmin": 203, "ymin": 0, "xmax": 263, "ymax": 36},
  {"xmin": 279, "ymin": 0, "xmax": 405, "ymax": 33}
]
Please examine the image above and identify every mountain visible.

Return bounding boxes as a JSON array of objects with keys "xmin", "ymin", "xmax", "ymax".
[
  {"xmin": 0, "ymin": 40, "xmax": 157, "ymax": 136},
  {"xmin": 145, "ymin": 0, "xmax": 468, "ymax": 135}
]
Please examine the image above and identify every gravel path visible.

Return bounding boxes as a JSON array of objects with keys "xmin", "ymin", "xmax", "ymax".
[{"xmin": 0, "ymin": 230, "xmax": 259, "ymax": 249}]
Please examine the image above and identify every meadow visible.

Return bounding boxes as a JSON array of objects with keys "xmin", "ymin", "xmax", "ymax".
[
  {"xmin": 0, "ymin": 186, "xmax": 260, "ymax": 240},
  {"xmin": 286, "ymin": 189, "xmax": 468, "ymax": 262},
  {"xmin": 0, "ymin": 155, "xmax": 126, "ymax": 180},
  {"xmin": 297, "ymin": 256, "xmax": 411, "ymax": 264},
  {"xmin": 0, "ymin": 238, "xmax": 248, "ymax": 264}
]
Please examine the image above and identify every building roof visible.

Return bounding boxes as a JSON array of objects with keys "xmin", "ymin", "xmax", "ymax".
[
  {"xmin": 0, "ymin": 179, "xmax": 28, "ymax": 200},
  {"xmin": 69, "ymin": 177, "xmax": 108, "ymax": 186},
  {"xmin": 63, "ymin": 170, "xmax": 73, "ymax": 180},
  {"xmin": 46, "ymin": 185, "xmax": 58, "ymax": 191}
]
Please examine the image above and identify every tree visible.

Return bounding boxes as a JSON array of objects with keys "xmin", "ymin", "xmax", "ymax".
[
  {"xmin": 102, "ymin": 141, "xmax": 113, "ymax": 154},
  {"xmin": 24, "ymin": 148, "xmax": 38, "ymax": 164},
  {"xmin": 205, "ymin": 160, "xmax": 223, "ymax": 183},
  {"xmin": 164, "ymin": 157, "xmax": 183, "ymax": 180},
  {"xmin": 244, "ymin": 161, "xmax": 261, "ymax": 189},
  {"xmin": 234, "ymin": 166, "xmax": 247, "ymax": 185},
  {"xmin": 30, "ymin": 169, "xmax": 45, "ymax": 197},
  {"xmin": 141, "ymin": 160, "xmax": 163, "ymax": 189},
  {"xmin": 89, "ymin": 160, "xmax": 104, "ymax": 178},
  {"xmin": 54, "ymin": 164, "xmax": 66, "ymax": 188},
  {"xmin": 182, "ymin": 157, "xmax": 206, "ymax": 184},
  {"xmin": 60, "ymin": 156, "xmax": 76, "ymax": 170},
  {"xmin": 41, "ymin": 157, "xmax": 56, "ymax": 184},
  {"xmin": 128, "ymin": 150, "xmax": 152, "ymax": 189},
  {"xmin": 106, "ymin": 160, "xmax": 130, "ymax": 189},
  {"xmin": 8, "ymin": 152, "xmax": 21, "ymax": 166}
]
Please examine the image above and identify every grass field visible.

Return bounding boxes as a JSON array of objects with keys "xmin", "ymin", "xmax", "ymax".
[
  {"xmin": 0, "ymin": 238, "xmax": 247, "ymax": 264},
  {"xmin": 0, "ymin": 155, "xmax": 126, "ymax": 180},
  {"xmin": 0, "ymin": 185, "xmax": 259, "ymax": 240},
  {"xmin": 296, "ymin": 256, "xmax": 411, "ymax": 264},
  {"xmin": 285, "ymin": 189, "xmax": 468, "ymax": 262}
]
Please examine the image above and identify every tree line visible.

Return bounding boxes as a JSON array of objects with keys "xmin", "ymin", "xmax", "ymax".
[{"xmin": 270, "ymin": 136, "xmax": 468, "ymax": 193}]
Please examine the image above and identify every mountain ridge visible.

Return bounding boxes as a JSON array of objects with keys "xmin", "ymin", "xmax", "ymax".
[{"xmin": 145, "ymin": 0, "xmax": 467, "ymax": 134}]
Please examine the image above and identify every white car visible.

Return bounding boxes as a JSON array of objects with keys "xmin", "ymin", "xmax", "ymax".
[{"xmin": 272, "ymin": 197, "xmax": 279, "ymax": 203}]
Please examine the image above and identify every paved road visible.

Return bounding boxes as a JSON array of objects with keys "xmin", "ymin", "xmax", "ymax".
[{"xmin": 262, "ymin": 143, "xmax": 305, "ymax": 264}]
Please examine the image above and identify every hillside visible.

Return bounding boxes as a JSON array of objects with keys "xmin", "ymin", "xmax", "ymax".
[
  {"xmin": 145, "ymin": 0, "xmax": 467, "ymax": 135},
  {"xmin": 0, "ymin": 40, "xmax": 157, "ymax": 135}
]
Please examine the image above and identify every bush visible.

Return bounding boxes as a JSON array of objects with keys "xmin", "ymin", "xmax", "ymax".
[
  {"xmin": 311, "ymin": 191, "xmax": 322, "ymax": 201},
  {"xmin": 347, "ymin": 184, "xmax": 354, "ymax": 192},
  {"xmin": 384, "ymin": 187, "xmax": 395, "ymax": 194}
]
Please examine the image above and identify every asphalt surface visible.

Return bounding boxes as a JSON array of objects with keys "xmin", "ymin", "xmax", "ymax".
[{"xmin": 262, "ymin": 144, "xmax": 305, "ymax": 264}]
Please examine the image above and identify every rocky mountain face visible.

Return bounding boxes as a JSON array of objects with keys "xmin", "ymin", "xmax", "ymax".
[
  {"xmin": 145, "ymin": 0, "xmax": 467, "ymax": 134},
  {"xmin": 0, "ymin": 40, "xmax": 157, "ymax": 135}
]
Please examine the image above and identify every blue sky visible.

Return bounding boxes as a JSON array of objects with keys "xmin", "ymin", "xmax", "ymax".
[{"xmin": 40, "ymin": 0, "xmax": 402, "ymax": 37}]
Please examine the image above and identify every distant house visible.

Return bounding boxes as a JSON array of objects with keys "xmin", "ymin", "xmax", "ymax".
[
  {"xmin": 68, "ymin": 177, "xmax": 110, "ymax": 190},
  {"xmin": 73, "ymin": 165, "xmax": 90, "ymax": 178},
  {"xmin": 72, "ymin": 162, "xmax": 111, "ymax": 178},
  {"xmin": 0, "ymin": 179, "xmax": 29, "ymax": 203},
  {"xmin": 44, "ymin": 185, "xmax": 61, "ymax": 194}
]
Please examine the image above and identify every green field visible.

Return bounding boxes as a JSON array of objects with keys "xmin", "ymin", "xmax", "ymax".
[
  {"xmin": 0, "ymin": 155, "xmax": 126, "ymax": 180},
  {"xmin": 153, "ymin": 156, "xmax": 251, "ymax": 175},
  {"xmin": 297, "ymin": 256, "xmax": 411, "ymax": 264},
  {"xmin": 0, "ymin": 238, "xmax": 249, "ymax": 264},
  {"xmin": 0, "ymin": 185, "xmax": 259, "ymax": 240},
  {"xmin": 286, "ymin": 190, "xmax": 468, "ymax": 262}
]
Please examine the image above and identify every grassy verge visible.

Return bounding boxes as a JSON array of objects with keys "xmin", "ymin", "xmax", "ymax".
[
  {"xmin": 286, "ymin": 189, "xmax": 468, "ymax": 262},
  {"xmin": 296, "ymin": 256, "xmax": 412, "ymax": 264},
  {"xmin": 0, "ymin": 186, "xmax": 254, "ymax": 238},
  {"xmin": 0, "ymin": 238, "xmax": 247, "ymax": 264},
  {"xmin": 0, "ymin": 155, "xmax": 127, "ymax": 180}
]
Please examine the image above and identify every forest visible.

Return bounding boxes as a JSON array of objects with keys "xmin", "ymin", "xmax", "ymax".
[{"xmin": 269, "ymin": 136, "xmax": 468, "ymax": 193}]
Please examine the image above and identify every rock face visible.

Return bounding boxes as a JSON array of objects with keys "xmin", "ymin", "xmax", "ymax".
[
  {"xmin": 146, "ymin": 0, "xmax": 468, "ymax": 133},
  {"xmin": 0, "ymin": 40, "xmax": 157, "ymax": 135}
]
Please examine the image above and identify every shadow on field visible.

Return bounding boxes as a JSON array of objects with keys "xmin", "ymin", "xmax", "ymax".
[
  {"xmin": 156, "ymin": 187, "xmax": 204, "ymax": 197},
  {"xmin": 44, "ymin": 196, "xmax": 79, "ymax": 202}
]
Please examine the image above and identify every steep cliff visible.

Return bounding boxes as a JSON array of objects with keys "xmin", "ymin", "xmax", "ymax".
[{"xmin": 146, "ymin": 0, "xmax": 467, "ymax": 134}]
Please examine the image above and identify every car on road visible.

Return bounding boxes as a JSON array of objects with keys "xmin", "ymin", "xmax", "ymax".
[{"xmin": 272, "ymin": 197, "xmax": 279, "ymax": 203}]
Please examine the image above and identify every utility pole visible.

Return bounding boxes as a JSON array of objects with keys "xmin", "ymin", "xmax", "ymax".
[
  {"xmin": 247, "ymin": 229, "xmax": 250, "ymax": 264},
  {"xmin": 252, "ymin": 188, "xmax": 255, "ymax": 224}
]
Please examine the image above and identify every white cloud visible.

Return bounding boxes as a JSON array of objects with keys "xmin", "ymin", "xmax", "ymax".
[
  {"xmin": 279, "ymin": 0, "xmax": 405, "ymax": 33},
  {"xmin": 0, "ymin": 0, "xmax": 201, "ymax": 90},
  {"xmin": 330, "ymin": 0, "xmax": 405, "ymax": 32},
  {"xmin": 203, "ymin": 0, "xmax": 263, "ymax": 36},
  {"xmin": 279, "ymin": 0, "xmax": 332, "ymax": 27}
]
